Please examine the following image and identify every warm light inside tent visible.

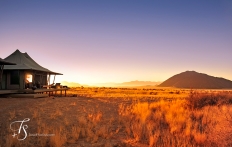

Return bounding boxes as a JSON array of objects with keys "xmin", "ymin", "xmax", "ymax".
[{"xmin": 26, "ymin": 74, "xmax": 32, "ymax": 82}]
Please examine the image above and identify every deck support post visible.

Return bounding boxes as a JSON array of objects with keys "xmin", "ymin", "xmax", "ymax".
[
  {"xmin": 53, "ymin": 75, "xmax": 56, "ymax": 84},
  {"xmin": 47, "ymin": 74, "xmax": 51, "ymax": 88},
  {"xmin": 0, "ymin": 65, "xmax": 4, "ymax": 89}
]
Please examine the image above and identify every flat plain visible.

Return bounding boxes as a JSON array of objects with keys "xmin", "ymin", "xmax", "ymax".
[{"xmin": 1, "ymin": 87, "xmax": 232, "ymax": 147}]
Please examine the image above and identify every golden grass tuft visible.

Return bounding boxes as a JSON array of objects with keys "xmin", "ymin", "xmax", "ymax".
[{"xmin": 49, "ymin": 126, "xmax": 67, "ymax": 147}]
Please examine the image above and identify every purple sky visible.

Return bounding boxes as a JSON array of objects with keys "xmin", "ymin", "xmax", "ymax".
[{"xmin": 1, "ymin": 0, "xmax": 232, "ymax": 84}]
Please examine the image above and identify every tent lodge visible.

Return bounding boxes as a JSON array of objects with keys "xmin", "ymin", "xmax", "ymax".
[{"xmin": 0, "ymin": 49, "xmax": 68, "ymax": 97}]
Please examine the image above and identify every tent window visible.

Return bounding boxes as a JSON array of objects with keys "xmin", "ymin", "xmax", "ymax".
[
  {"xmin": 10, "ymin": 71, "xmax": 20, "ymax": 85},
  {"xmin": 26, "ymin": 74, "xmax": 33, "ymax": 83}
]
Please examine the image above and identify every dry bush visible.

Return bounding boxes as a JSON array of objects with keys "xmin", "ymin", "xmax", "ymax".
[
  {"xmin": 70, "ymin": 102, "xmax": 76, "ymax": 106},
  {"xmin": 71, "ymin": 125, "xmax": 81, "ymax": 141},
  {"xmin": 119, "ymin": 99, "xmax": 232, "ymax": 146},
  {"xmin": 32, "ymin": 109, "xmax": 39, "ymax": 119},
  {"xmin": 187, "ymin": 91, "xmax": 232, "ymax": 109},
  {"xmin": 49, "ymin": 126, "xmax": 67, "ymax": 147},
  {"xmin": 119, "ymin": 100, "xmax": 194, "ymax": 146},
  {"xmin": 50, "ymin": 109, "xmax": 63, "ymax": 119},
  {"xmin": 8, "ymin": 110, "xmax": 16, "ymax": 120}
]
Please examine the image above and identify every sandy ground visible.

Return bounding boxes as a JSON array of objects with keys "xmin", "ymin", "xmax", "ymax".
[{"xmin": 0, "ymin": 96, "xmax": 136, "ymax": 147}]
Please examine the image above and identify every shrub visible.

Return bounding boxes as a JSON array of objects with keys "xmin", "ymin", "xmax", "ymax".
[{"xmin": 187, "ymin": 91, "xmax": 232, "ymax": 109}]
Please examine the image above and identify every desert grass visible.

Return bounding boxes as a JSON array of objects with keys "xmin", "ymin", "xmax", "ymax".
[
  {"xmin": 66, "ymin": 87, "xmax": 190, "ymax": 99},
  {"xmin": 0, "ymin": 88, "xmax": 232, "ymax": 146},
  {"xmin": 118, "ymin": 91, "xmax": 232, "ymax": 146}
]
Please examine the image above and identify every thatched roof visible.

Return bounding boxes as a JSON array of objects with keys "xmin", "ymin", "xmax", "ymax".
[
  {"xmin": 0, "ymin": 58, "xmax": 16, "ymax": 65},
  {"xmin": 3, "ymin": 49, "xmax": 62, "ymax": 75}
]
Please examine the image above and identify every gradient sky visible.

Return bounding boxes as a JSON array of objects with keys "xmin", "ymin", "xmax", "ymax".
[{"xmin": 0, "ymin": 0, "xmax": 232, "ymax": 85}]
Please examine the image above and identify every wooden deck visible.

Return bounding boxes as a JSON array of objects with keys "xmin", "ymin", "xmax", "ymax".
[
  {"xmin": 0, "ymin": 88, "xmax": 69, "ymax": 97},
  {"xmin": 7, "ymin": 93, "xmax": 48, "ymax": 98},
  {"xmin": 0, "ymin": 90, "xmax": 19, "ymax": 95},
  {"xmin": 18, "ymin": 88, "xmax": 69, "ymax": 93}
]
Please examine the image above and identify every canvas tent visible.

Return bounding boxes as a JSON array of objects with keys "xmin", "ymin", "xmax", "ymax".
[
  {"xmin": 2, "ymin": 49, "xmax": 62, "ymax": 90},
  {"xmin": 0, "ymin": 58, "xmax": 16, "ymax": 65},
  {"xmin": 0, "ymin": 58, "xmax": 16, "ymax": 89}
]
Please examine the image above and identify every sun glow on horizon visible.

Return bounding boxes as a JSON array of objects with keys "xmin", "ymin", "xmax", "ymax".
[
  {"xmin": 53, "ymin": 70, "xmax": 232, "ymax": 86},
  {"xmin": 54, "ymin": 73, "xmax": 168, "ymax": 85}
]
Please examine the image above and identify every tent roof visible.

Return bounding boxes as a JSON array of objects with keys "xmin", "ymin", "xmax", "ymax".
[
  {"xmin": 0, "ymin": 58, "xmax": 16, "ymax": 65},
  {"xmin": 3, "ymin": 49, "xmax": 62, "ymax": 75}
]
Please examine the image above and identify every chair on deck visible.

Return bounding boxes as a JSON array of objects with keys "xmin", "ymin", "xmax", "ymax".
[
  {"xmin": 51, "ymin": 83, "xmax": 61, "ymax": 89},
  {"xmin": 35, "ymin": 81, "xmax": 42, "ymax": 89}
]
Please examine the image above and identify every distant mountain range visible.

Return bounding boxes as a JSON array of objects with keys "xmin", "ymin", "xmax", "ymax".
[
  {"xmin": 119, "ymin": 81, "xmax": 161, "ymax": 87},
  {"xmin": 158, "ymin": 71, "xmax": 232, "ymax": 89},
  {"xmin": 61, "ymin": 81, "xmax": 88, "ymax": 87},
  {"xmin": 94, "ymin": 81, "xmax": 161, "ymax": 87},
  {"xmin": 61, "ymin": 81, "xmax": 161, "ymax": 87}
]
